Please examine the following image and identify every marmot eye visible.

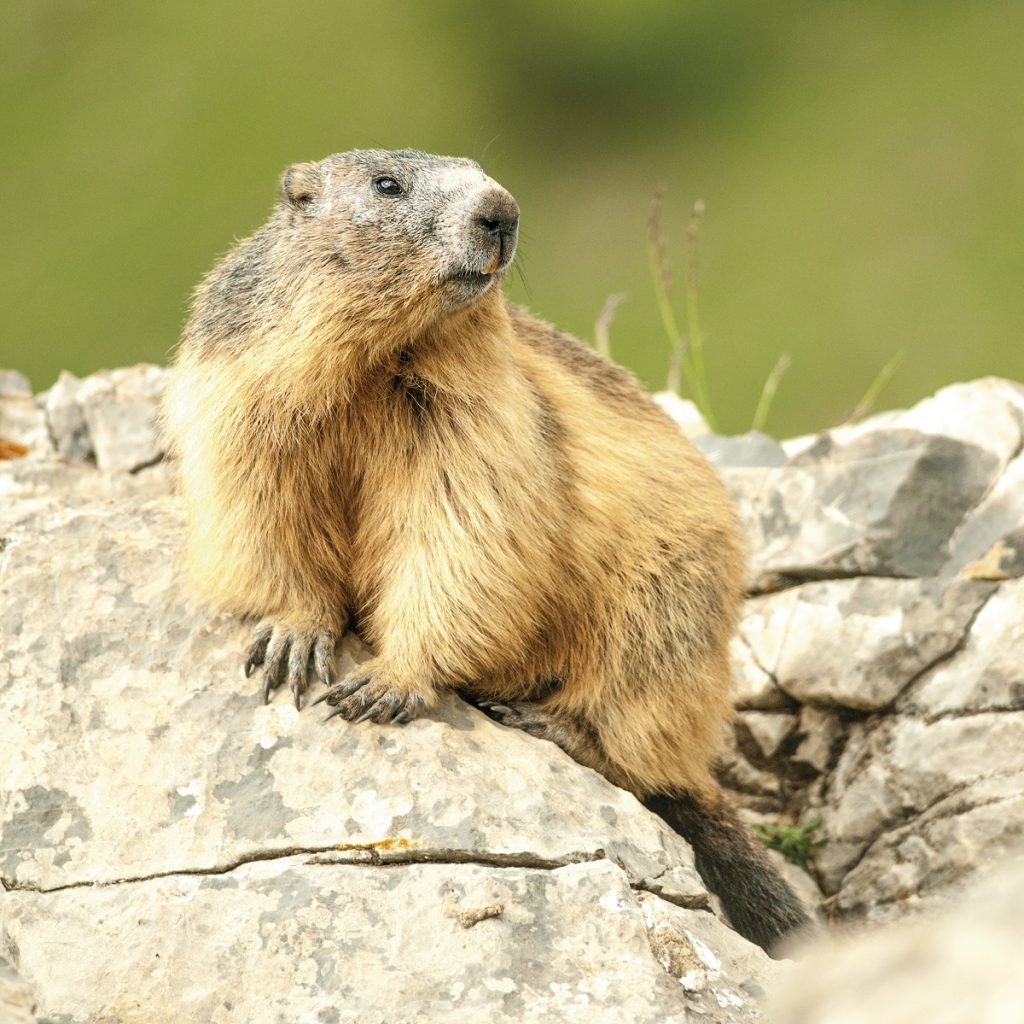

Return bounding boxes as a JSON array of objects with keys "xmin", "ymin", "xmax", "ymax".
[{"xmin": 373, "ymin": 176, "xmax": 404, "ymax": 197}]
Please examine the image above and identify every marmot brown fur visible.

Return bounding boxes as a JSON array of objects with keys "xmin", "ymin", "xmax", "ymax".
[{"xmin": 164, "ymin": 149, "xmax": 810, "ymax": 952}]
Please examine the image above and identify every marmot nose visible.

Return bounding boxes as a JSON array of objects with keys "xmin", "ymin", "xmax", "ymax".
[{"xmin": 473, "ymin": 191, "xmax": 519, "ymax": 240}]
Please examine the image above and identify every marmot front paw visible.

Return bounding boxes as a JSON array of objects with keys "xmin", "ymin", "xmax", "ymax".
[
  {"xmin": 244, "ymin": 621, "xmax": 337, "ymax": 709},
  {"xmin": 313, "ymin": 663, "xmax": 431, "ymax": 725}
]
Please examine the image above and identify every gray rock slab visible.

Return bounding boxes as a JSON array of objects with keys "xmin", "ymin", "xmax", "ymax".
[
  {"xmin": 0, "ymin": 955, "xmax": 37, "ymax": 1024},
  {"xmin": 738, "ymin": 577, "xmax": 996, "ymax": 710},
  {"xmin": 945, "ymin": 453, "xmax": 1024, "ymax": 577},
  {"xmin": 773, "ymin": 854, "xmax": 1024, "ymax": 1024},
  {"xmin": 899, "ymin": 576, "xmax": 1024, "ymax": 718},
  {"xmin": 724, "ymin": 430, "xmax": 1000, "ymax": 582},
  {"xmin": 834, "ymin": 771, "xmax": 1024, "ymax": 922},
  {"xmin": 1, "ymin": 859, "xmax": 785, "ymax": 1024},
  {"xmin": 77, "ymin": 364, "xmax": 168, "ymax": 471},
  {"xmin": 44, "ymin": 370, "xmax": 93, "ymax": 460},
  {"xmin": 887, "ymin": 377, "xmax": 1024, "ymax": 466},
  {"xmin": 0, "ymin": 497, "xmax": 706, "ymax": 904},
  {"xmin": 0, "ymin": 370, "xmax": 32, "ymax": 397},
  {"xmin": 729, "ymin": 635, "xmax": 792, "ymax": 711},
  {"xmin": 693, "ymin": 431, "xmax": 788, "ymax": 469},
  {"xmin": 779, "ymin": 409, "xmax": 909, "ymax": 463},
  {"xmin": 811, "ymin": 712, "xmax": 1024, "ymax": 898},
  {"xmin": 829, "ymin": 378, "xmax": 1024, "ymax": 468}
]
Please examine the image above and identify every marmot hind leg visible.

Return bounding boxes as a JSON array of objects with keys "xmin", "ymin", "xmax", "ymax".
[
  {"xmin": 471, "ymin": 698, "xmax": 611, "ymax": 777},
  {"xmin": 480, "ymin": 697, "xmax": 812, "ymax": 955}
]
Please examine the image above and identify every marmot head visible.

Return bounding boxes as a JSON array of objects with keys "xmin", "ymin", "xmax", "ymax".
[{"xmin": 276, "ymin": 149, "xmax": 519, "ymax": 332}]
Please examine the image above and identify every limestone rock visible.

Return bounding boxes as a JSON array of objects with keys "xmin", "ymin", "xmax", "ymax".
[
  {"xmin": 719, "ymin": 381, "xmax": 1024, "ymax": 925},
  {"xmin": 77, "ymin": 363, "xmax": 168, "ymax": 471},
  {"xmin": 798, "ymin": 575, "xmax": 1024, "ymax": 919},
  {"xmin": 880, "ymin": 377, "xmax": 1024, "ymax": 467},
  {"xmin": 945, "ymin": 453, "xmax": 1024, "ymax": 577},
  {"xmin": 653, "ymin": 391, "xmax": 710, "ymax": 439},
  {"xmin": 729, "ymin": 635, "xmax": 792, "ymax": 711},
  {"xmin": 0, "ymin": 371, "xmax": 32, "ymax": 397},
  {"xmin": 724, "ymin": 430, "xmax": 1001, "ymax": 584},
  {"xmin": 738, "ymin": 577, "xmax": 995, "ymax": 711},
  {"xmin": 773, "ymin": 856, "xmax": 1024, "ymax": 1024},
  {"xmin": 6, "ymin": 367, "xmax": 1024, "ymax": 1018},
  {"xmin": 734, "ymin": 378, "xmax": 1024, "ymax": 586},
  {"xmin": 790, "ymin": 706, "xmax": 844, "ymax": 775},
  {"xmin": 811, "ymin": 713, "xmax": 1024, "ymax": 908},
  {"xmin": 957, "ymin": 523, "xmax": 1024, "ymax": 580},
  {"xmin": 735, "ymin": 712, "xmax": 797, "ymax": 762},
  {"xmin": 3, "ymin": 859, "xmax": 785, "ymax": 1024},
  {"xmin": 899, "ymin": 576, "xmax": 1024, "ymax": 719},
  {"xmin": 715, "ymin": 728, "xmax": 785, "ymax": 807},
  {"xmin": 829, "ymin": 378, "xmax": 1024, "ymax": 468},
  {"xmin": 0, "ymin": 378, "xmax": 50, "ymax": 459},
  {"xmin": 0, "ymin": 456, "xmax": 174, "ymax": 534},
  {"xmin": 0, "ymin": 955, "xmax": 37, "ymax": 1024},
  {"xmin": 2, "ymin": 364, "xmax": 169, "ymax": 471},
  {"xmin": 637, "ymin": 890, "xmax": 789, "ymax": 1016},
  {"xmin": 0, "ymin": 441, "xmax": 792, "ymax": 1022},
  {"xmin": 0, "ymin": 497, "xmax": 707, "ymax": 902},
  {"xmin": 44, "ymin": 370, "xmax": 93, "ymax": 460},
  {"xmin": 833, "ymin": 770, "xmax": 1024, "ymax": 920},
  {"xmin": 693, "ymin": 431, "xmax": 787, "ymax": 469}
]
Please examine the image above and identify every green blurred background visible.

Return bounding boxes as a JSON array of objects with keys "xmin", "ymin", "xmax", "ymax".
[{"xmin": 2, "ymin": 1, "xmax": 1022, "ymax": 437}]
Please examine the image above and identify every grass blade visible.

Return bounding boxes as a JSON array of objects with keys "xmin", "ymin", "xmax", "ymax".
[
  {"xmin": 751, "ymin": 353, "xmax": 792, "ymax": 433},
  {"xmin": 594, "ymin": 292, "xmax": 627, "ymax": 359},
  {"xmin": 845, "ymin": 350, "xmax": 906, "ymax": 424}
]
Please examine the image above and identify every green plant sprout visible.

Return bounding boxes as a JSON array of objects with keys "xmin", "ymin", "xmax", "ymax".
[
  {"xmin": 754, "ymin": 816, "xmax": 827, "ymax": 873},
  {"xmin": 845, "ymin": 349, "xmax": 906, "ymax": 424},
  {"xmin": 647, "ymin": 190, "xmax": 718, "ymax": 431},
  {"xmin": 645, "ymin": 192, "xmax": 791, "ymax": 435},
  {"xmin": 594, "ymin": 292, "xmax": 627, "ymax": 360},
  {"xmin": 751, "ymin": 353, "xmax": 792, "ymax": 434},
  {"xmin": 595, "ymin": 192, "xmax": 902, "ymax": 437}
]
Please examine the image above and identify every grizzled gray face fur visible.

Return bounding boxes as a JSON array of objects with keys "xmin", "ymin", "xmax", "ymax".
[{"xmin": 280, "ymin": 149, "xmax": 519, "ymax": 316}]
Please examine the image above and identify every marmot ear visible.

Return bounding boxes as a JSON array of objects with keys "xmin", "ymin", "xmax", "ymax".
[{"xmin": 281, "ymin": 162, "xmax": 321, "ymax": 209}]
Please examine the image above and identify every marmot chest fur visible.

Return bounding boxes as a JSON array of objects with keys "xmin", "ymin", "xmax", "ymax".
[{"xmin": 165, "ymin": 148, "xmax": 809, "ymax": 952}]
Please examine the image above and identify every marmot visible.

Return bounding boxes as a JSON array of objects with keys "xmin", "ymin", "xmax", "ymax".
[{"xmin": 164, "ymin": 149, "xmax": 810, "ymax": 953}]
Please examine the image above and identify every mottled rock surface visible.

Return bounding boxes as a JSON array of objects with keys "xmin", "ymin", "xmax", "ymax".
[
  {"xmin": 0, "ymin": 955, "xmax": 36, "ymax": 1024},
  {"xmin": 652, "ymin": 391, "xmax": 710, "ymax": 439},
  {"xmin": 1, "ymin": 370, "xmax": 782, "ymax": 1023},
  {"xmin": 715, "ymin": 378, "xmax": 1024, "ymax": 928},
  {"xmin": 738, "ymin": 577, "xmax": 996, "ymax": 711},
  {"xmin": 4, "ymin": 369, "xmax": 1024, "ymax": 1021},
  {"xmin": 772, "ymin": 857, "xmax": 1024, "ymax": 1024},
  {"xmin": 5, "ymin": 859, "xmax": 776, "ymax": 1024}
]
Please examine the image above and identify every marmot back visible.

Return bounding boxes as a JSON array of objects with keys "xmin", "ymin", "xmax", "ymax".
[{"xmin": 165, "ymin": 149, "xmax": 810, "ymax": 953}]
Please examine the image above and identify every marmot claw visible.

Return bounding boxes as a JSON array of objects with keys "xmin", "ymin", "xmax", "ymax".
[
  {"xmin": 315, "ymin": 674, "xmax": 428, "ymax": 725},
  {"xmin": 244, "ymin": 623, "xmax": 336, "ymax": 710},
  {"xmin": 477, "ymin": 699, "xmax": 551, "ymax": 737}
]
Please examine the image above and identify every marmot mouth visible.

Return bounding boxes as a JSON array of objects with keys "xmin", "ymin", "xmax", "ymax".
[{"xmin": 446, "ymin": 269, "xmax": 495, "ymax": 290}]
